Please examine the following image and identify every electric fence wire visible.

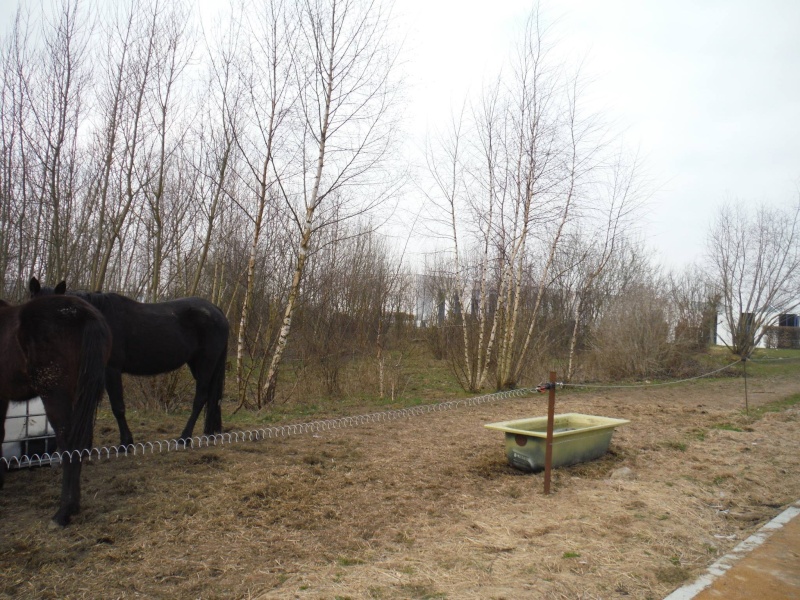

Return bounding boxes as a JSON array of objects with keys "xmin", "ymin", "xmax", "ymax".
[
  {"xmin": 747, "ymin": 354, "xmax": 800, "ymax": 363},
  {"xmin": 1, "ymin": 386, "xmax": 540, "ymax": 471},
  {"xmin": 560, "ymin": 359, "xmax": 742, "ymax": 389}
]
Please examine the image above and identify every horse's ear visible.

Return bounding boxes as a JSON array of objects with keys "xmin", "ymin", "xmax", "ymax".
[
  {"xmin": 55, "ymin": 281, "xmax": 67, "ymax": 295},
  {"xmin": 29, "ymin": 277, "xmax": 41, "ymax": 296}
]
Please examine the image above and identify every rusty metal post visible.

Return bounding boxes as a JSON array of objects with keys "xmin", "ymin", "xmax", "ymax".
[{"xmin": 543, "ymin": 370, "xmax": 556, "ymax": 495}]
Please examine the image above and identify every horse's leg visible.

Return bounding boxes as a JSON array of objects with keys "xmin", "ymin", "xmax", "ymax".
[
  {"xmin": 0, "ymin": 399, "xmax": 7, "ymax": 489},
  {"xmin": 202, "ymin": 350, "xmax": 226, "ymax": 435},
  {"xmin": 179, "ymin": 382, "xmax": 206, "ymax": 441},
  {"xmin": 105, "ymin": 368, "xmax": 134, "ymax": 446},
  {"xmin": 40, "ymin": 392, "xmax": 81, "ymax": 527},
  {"xmin": 54, "ymin": 450, "xmax": 83, "ymax": 527},
  {"xmin": 179, "ymin": 362, "xmax": 213, "ymax": 441}
]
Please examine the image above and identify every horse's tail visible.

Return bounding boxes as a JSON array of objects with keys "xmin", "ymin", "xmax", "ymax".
[
  {"xmin": 203, "ymin": 348, "xmax": 226, "ymax": 435},
  {"xmin": 69, "ymin": 314, "xmax": 111, "ymax": 452}
]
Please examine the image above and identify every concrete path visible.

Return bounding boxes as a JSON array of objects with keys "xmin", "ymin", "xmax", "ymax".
[{"xmin": 665, "ymin": 500, "xmax": 800, "ymax": 600}]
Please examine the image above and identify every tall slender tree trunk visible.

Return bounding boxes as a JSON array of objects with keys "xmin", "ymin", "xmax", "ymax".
[
  {"xmin": 566, "ymin": 293, "xmax": 582, "ymax": 381},
  {"xmin": 262, "ymin": 30, "xmax": 333, "ymax": 404},
  {"xmin": 189, "ymin": 141, "xmax": 229, "ymax": 295},
  {"xmin": 237, "ymin": 157, "xmax": 270, "ymax": 408},
  {"xmin": 510, "ymin": 174, "xmax": 575, "ymax": 385},
  {"xmin": 262, "ymin": 216, "xmax": 314, "ymax": 404}
]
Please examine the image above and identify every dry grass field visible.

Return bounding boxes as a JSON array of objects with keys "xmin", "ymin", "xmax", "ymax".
[{"xmin": 1, "ymin": 365, "xmax": 799, "ymax": 599}]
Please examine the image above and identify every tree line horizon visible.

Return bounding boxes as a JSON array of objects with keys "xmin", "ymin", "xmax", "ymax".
[{"xmin": 2, "ymin": 0, "xmax": 798, "ymax": 409}]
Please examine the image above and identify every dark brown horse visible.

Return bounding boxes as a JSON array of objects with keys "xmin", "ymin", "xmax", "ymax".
[
  {"xmin": 0, "ymin": 295, "xmax": 111, "ymax": 526},
  {"xmin": 30, "ymin": 278, "xmax": 229, "ymax": 445}
]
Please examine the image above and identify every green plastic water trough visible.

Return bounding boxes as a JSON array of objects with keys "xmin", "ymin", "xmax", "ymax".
[{"xmin": 485, "ymin": 413, "xmax": 629, "ymax": 472}]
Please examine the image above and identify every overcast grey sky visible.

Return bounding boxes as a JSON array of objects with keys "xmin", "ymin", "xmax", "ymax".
[
  {"xmin": 394, "ymin": 0, "xmax": 800, "ymax": 267},
  {"xmin": 2, "ymin": 0, "xmax": 798, "ymax": 269}
]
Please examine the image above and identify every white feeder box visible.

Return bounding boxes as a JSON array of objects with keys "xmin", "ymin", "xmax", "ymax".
[{"xmin": 2, "ymin": 398, "xmax": 58, "ymax": 468}]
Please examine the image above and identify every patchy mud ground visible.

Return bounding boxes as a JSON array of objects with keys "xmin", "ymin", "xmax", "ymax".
[{"xmin": 1, "ymin": 371, "xmax": 799, "ymax": 600}]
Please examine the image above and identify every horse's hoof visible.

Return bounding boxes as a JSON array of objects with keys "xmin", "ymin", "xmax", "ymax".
[
  {"xmin": 49, "ymin": 517, "xmax": 68, "ymax": 529},
  {"xmin": 50, "ymin": 505, "xmax": 77, "ymax": 527}
]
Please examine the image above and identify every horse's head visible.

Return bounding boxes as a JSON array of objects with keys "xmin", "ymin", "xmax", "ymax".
[{"xmin": 29, "ymin": 277, "xmax": 67, "ymax": 298}]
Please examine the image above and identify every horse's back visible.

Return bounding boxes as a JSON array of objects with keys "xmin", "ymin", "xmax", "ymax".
[
  {"xmin": 110, "ymin": 294, "xmax": 228, "ymax": 339},
  {"xmin": 87, "ymin": 293, "xmax": 228, "ymax": 375}
]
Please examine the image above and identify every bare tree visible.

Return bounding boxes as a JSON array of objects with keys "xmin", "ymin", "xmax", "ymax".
[
  {"xmin": 261, "ymin": 0, "xmax": 399, "ymax": 404},
  {"xmin": 35, "ymin": 0, "xmax": 92, "ymax": 278},
  {"xmin": 423, "ymin": 103, "xmax": 475, "ymax": 389},
  {"xmin": 85, "ymin": 1, "xmax": 136, "ymax": 290},
  {"xmin": 590, "ymin": 279, "xmax": 672, "ymax": 379},
  {"xmin": 707, "ymin": 198, "xmax": 800, "ymax": 357},
  {"xmin": 0, "ymin": 11, "xmax": 28, "ymax": 297},
  {"xmin": 371, "ymin": 226, "xmax": 415, "ymax": 400},
  {"xmin": 231, "ymin": 0, "xmax": 295, "ymax": 408},
  {"xmin": 471, "ymin": 78, "xmax": 507, "ymax": 391},
  {"xmin": 92, "ymin": 0, "xmax": 160, "ymax": 291},
  {"xmin": 143, "ymin": 1, "xmax": 194, "ymax": 301},
  {"xmin": 667, "ymin": 265, "xmax": 720, "ymax": 352},
  {"xmin": 424, "ymin": 7, "xmax": 625, "ymax": 391},
  {"xmin": 187, "ymin": 6, "xmax": 243, "ymax": 297},
  {"xmin": 3, "ymin": 1, "xmax": 92, "ymax": 282},
  {"xmin": 564, "ymin": 152, "xmax": 643, "ymax": 380},
  {"xmin": 493, "ymin": 8, "xmax": 563, "ymax": 390},
  {"xmin": 502, "ymin": 58, "xmax": 608, "ymax": 389}
]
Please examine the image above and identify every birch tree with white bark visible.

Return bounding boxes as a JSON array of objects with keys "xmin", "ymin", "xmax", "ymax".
[
  {"xmin": 261, "ymin": 0, "xmax": 399, "ymax": 404},
  {"xmin": 226, "ymin": 0, "xmax": 295, "ymax": 408},
  {"xmin": 425, "ymin": 8, "xmax": 630, "ymax": 391}
]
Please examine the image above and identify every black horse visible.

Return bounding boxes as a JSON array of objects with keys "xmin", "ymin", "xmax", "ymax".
[
  {"xmin": 1, "ymin": 295, "xmax": 111, "ymax": 526},
  {"xmin": 30, "ymin": 278, "xmax": 230, "ymax": 446}
]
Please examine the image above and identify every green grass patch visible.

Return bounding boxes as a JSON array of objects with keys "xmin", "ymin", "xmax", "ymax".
[
  {"xmin": 398, "ymin": 584, "xmax": 446, "ymax": 599},
  {"xmin": 696, "ymin": 347, "xmax": 800, "ymax": 380},
  {"xmin": 742, "ymin": 348, "xmax": 800, "ymax": 377},
  {"xmin": 336, "ymin": 557, "xmax": 365, "ymax": 567},
  {"xmin": 746, "ymin": 392, "xmax": 800, "ymax": 419},
  {"xmin": 664, "ymin": 441, "xmax": 687, "ymax": 452},
  {"xmin": 711, "ymin": 423, "xmax": 743, "ymax": 432},
  {"xmin": 562, "ymin": 551, "xmax": 581, "ymax": 559}
]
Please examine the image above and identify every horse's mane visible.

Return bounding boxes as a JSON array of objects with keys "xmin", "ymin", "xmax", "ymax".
[{"xmin": 70, "ymin": 290, "xmax": 119, "ymax": 312}]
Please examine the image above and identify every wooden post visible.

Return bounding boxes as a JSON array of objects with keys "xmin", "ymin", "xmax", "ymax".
[
  {"xmin": 742, "ymin": 357, "xmax": 749, "ymax": 414},
  {"xmin": 543, "ymin": 370, "xmax": 556, "ymax": 495}
]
